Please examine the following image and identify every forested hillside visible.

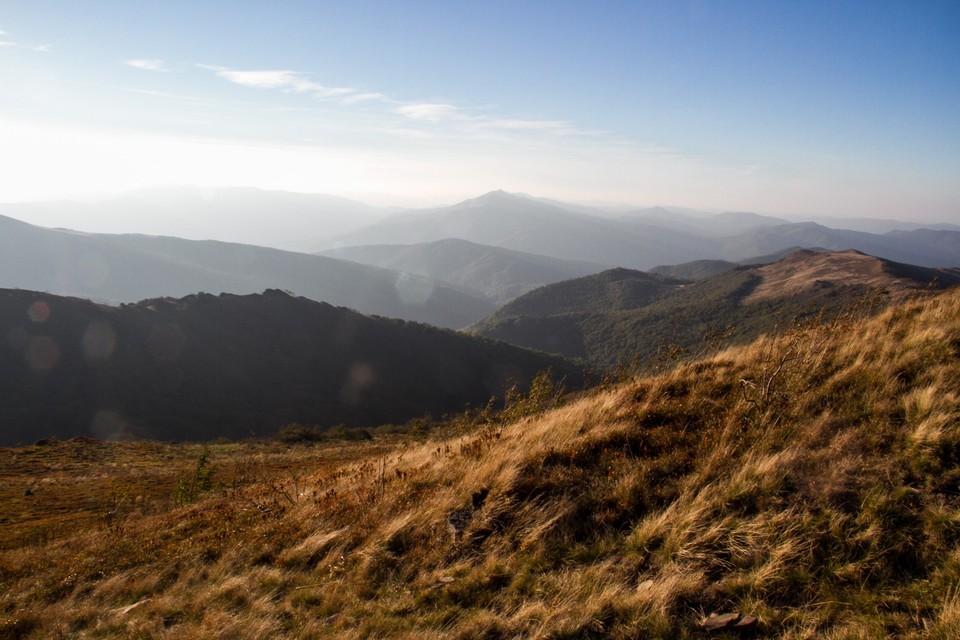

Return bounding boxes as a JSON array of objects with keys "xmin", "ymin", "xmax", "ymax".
[{"xmin": 0, "ymin": 288, "xmax": 578, "ymax": 445}]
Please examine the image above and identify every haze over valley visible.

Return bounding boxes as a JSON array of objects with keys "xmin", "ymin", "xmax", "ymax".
[{"xmin": 3, "ymin": 2, "xmax": 960, "ymax": 638}]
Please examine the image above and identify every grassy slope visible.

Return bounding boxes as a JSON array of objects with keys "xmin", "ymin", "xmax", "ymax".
[{"xmin": 2, "ymin": 288, "xmax": 960, "ymax": 638}]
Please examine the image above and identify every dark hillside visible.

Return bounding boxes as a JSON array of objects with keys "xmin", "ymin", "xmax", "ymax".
[
  {"xmin": 0, "ymin": 289, "xmax": 579, "ymax": 445},
  {"xmin": 481, "ymin": 268, "xmax": 687, "ymax": 320},
  {"xmin": 472, "ymin": 268, "xmax": 763, "ymax": 363},
  {"xmin": 649, "ymin": 259, "xmax": 738, "ymax": 280}
]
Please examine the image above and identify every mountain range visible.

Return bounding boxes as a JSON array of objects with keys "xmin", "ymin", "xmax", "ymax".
[
  {"xmin": 3, "ymin": 187, "xmax": 958, "ymax": 337},
  {"xmin": 4, "ymin": 188, "xmax": 958, "ymax": 314},
  {"xmin": 321, "ymin": 191, "xmax": 960, "ymax": 270},
  {"xmin": 0, "ymin": 214, "xmax": 494, "ymax": 329},
  {"xmin": 0, "ymin": 288, "xmax": 578, "ymax": 446},
  {"xmin": 3, "ymin": 184, "xmax": 960, "ymax": 638},
  {"xmin": 321, "ymin": 191, "xmax": 719, "ymax": 269}
]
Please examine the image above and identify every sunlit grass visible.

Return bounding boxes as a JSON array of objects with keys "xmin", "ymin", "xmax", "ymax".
[{"xmin": 1, "ymin": 288, "xmax": 959, "ymax": 638}]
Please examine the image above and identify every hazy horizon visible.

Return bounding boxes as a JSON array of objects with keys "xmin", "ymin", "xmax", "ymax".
[{"xmin": 2, "ymin": 2, "xmax": 959, "ymax": 222}]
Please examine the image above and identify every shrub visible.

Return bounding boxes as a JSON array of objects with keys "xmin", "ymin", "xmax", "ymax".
[
  {"xmin": 172, "ymin": 448, "xmax": 215, "ymax": 506},
  {"xmin": 274, "ymin": 423, "xmax": 323, "ymax": 443}
]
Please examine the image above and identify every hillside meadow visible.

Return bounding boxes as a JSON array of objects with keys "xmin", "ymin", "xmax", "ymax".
[
  {"xmin": 471, "ymin": 250, "xmax": 960, "ymax": 368},
  {"xmin": 2, "ymin": 287, "xmax": 960, "ymax": 638}
]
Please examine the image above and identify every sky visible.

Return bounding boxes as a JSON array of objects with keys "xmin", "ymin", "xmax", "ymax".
[{"xmin": 1, "ymin": 0, "xmax": 958, "ymax": 220}]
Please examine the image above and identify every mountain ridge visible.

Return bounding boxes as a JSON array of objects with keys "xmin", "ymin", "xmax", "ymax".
[{"xmin": 470, "ymin": 249, "xmax": 960, "ymax": 366}]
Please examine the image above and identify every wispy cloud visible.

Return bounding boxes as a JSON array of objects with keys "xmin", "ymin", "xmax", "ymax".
[
  {"xmin": 395, "ymin": 102, "xmax": 462, "ymax": 122},
  {"xmin": 199, "ymin": 65, "xmax": 359, "ymax": 100},
  {"xmin": 195, "ymin": 63, "xmax": 607, "ymax": 144},
  {"xmin": 340, "ymin": 92, "xmax": 387, "ymax": 105},
  {"xmin": 195, "ymin": 63, "xmax": 580, "ymax": 140},
  {"xmin": 395, "ymin": 103, "xmax": 581, "ymax": 138},
  {"xmin": 126, "ymin": 59, "xmax": 171, "ymax": 72},
  {"xmin": 484, "ymin": 118, "xmax": 567, "ymax": 131},
  {"xmin": 0, "ymin": 31, "xmax": 51, "ymax": 52}
]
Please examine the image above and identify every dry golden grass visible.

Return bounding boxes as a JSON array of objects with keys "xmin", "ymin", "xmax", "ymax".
[
  {"xmin": 744, "ymin": 249, "xmax": 923, "ymax": 304},
  {"xmin": 2, "ymin": 287, "xmax": 959, "ymax": 638}
]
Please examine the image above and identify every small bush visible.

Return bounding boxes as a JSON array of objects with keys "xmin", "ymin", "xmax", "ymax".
[
  {"xmin": 172, "ymin": 449, "xmax": 215, "ymax": 506},
  {"xmin": 325, "ymin": 425, "xmax": 373, "ymax": 441},
  {"xmin": 274, "ymin": 423, "xmax": 323, "ymax": 443}
]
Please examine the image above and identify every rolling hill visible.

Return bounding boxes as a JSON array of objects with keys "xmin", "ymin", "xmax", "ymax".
[
  {"xmin": 320, "ymin": 238, "xmax": 607, "ymax": 304},
  {"xmin": 0, "ymin": 214, "xmax": 495, "ymax": 329},
  {"xmin": 3, "ymin": 287, "xmax": 959, "ymax": 637},
  {"xmin": 470, "ymin": 250, "xmax": 960, "ymax": 366},
  {"xmin": 477, "ymin": 267, "xmax": 687, "ymax": 320},
  {"xmin": 0, "ymin": 288, "xmax": 579, "ymax": 446}
]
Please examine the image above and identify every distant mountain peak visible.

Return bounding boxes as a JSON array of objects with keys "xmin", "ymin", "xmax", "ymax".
[{"xmin": 460, "ymin": 190, "xmax": 520, "ymax": 207}]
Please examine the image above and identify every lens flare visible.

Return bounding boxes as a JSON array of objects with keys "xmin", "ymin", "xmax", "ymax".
[
  {"xmin": 25, "ymin": 336, "xmax": 60, "ymax": 370},
  {"xmin": 394, "ymin": 272, "xmax": 433, "ymax": 307},
  {"xmin": 27, "ymin": 301, "xmax": 51, "ymax": 323},
  {"xmin": 82, "ymin": 322, "xmax": 117, "ymax": 361},
  {"xmin": 91, "ymin": 410, "xmax": 128, "ymax": 440},
  {"xmin": 340, "ymin": 361, "xmax": 377, "ymax": 405}
]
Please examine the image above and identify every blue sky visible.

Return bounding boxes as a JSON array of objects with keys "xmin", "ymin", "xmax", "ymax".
[{"xmin": 1, "ymin": 1, "xmax": 958, "ymax": 219}]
